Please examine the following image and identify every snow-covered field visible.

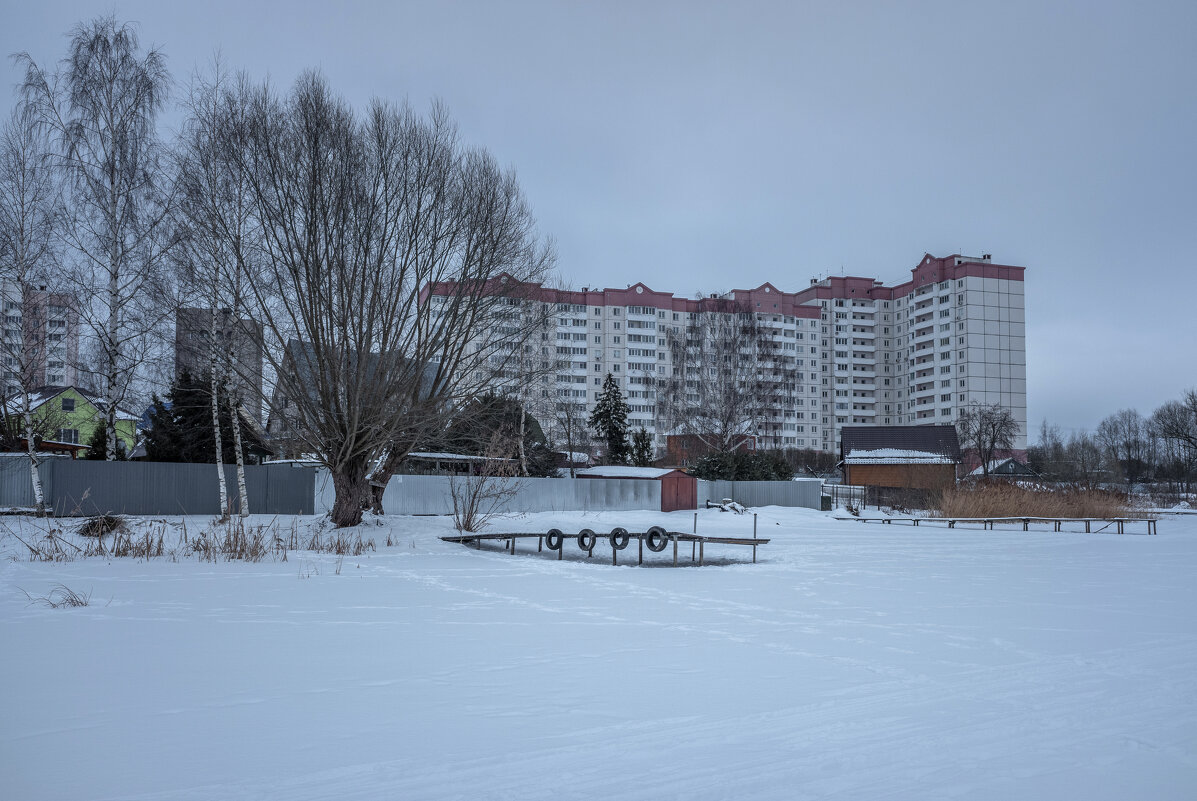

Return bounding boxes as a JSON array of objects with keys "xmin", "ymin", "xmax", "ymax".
[{"xmin": 2, "ymin": 507, "xmax": 1195, "ymax": 800}]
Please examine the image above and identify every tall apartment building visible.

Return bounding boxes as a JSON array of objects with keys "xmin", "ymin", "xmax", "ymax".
[
  {"xmin": 794, "ymin": 254, "xmax": 1026, "ymax": 454},
  {"xmin": 438, "ymin": 252, "xmax": 1026, "ymax": 457},
  {"xmin": 174, "ymin": 308, "xmax": 265, "ymax": 407},
  {"xmin": 0, "ymin": 280, "xmax": 80, "ymax": 396}
]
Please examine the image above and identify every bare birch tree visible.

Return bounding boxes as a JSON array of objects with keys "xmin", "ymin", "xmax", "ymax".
[
  {"xmin": 235, "ymin": 74, "xmax": 552, "ymax": 526},
  {"xmin": 174, "ymin": 65, "xmax": 261, "ymax": 517},
  {"xmin": 0, "ymin": 105, "xmax": 63, "ymax": 514},
  {"xmin": 657, "ymin": 296, "xmax": 797, "ymax": 454},
  {"xmin": 18, "ymin": 15, "xmax": 176, "ymax": 461}
]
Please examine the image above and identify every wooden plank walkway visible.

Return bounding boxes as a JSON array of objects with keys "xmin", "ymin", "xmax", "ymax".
[
  {"xmin": 843, "ymin": 516, "xmax": 1158, "ymax": 535},
  {"xmin": 440, "ymin": 528, "xmax": 770, "ymax": 566}
]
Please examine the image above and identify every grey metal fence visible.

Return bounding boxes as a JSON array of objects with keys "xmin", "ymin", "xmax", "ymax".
[
  {"xmin": 697, "ymin": 479, "xmax": 823, "ymax": 509},
  {"xmin": 0, "ymin": 457, "xmax": 823, "ymax": 517},
  {"xmin": 314, "ymin": 471, "xmax": 661, "ymax": 516},
  {"xmin": 0, "ymin": 453, "xmax": 56, "ymax": 508},
  {"xmin": 0, "ymin": 456, "xmax": 315, "ymax": 516}
]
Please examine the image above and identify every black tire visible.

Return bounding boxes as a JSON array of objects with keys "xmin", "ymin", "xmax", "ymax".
[
  {"xmin": 609, "ymin": 527, "xmax": 630, "ymax": 550},
  {"xmin": 545, "ymin": 529, "xmax": 563, "ymax": 550},
  {"xmin": 645, "ymin": 526, "xmax": 669, "ymax": 552},
  {"xmin": 577, "ymin": 529, "xmax": 597, "ymax": 551}
]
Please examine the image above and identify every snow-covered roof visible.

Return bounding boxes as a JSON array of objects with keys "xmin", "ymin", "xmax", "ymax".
[
  {"xmin": 6, "ymin": 385, "xmax": 140, "ymax": 421},
  {"xmin": 576, "ymin": 466, "xmax": 679, "ymax": 479},
  {"xmin": 408, "ymin": 451, "xmax": 514, "ymax": 462},
  {"xmin": 968, "ymin": 458, "xmax": 1035, "ymax": 477},
  {"xmin": 843, "ymin": 448, "xmax": 956, "ymax": 465}
]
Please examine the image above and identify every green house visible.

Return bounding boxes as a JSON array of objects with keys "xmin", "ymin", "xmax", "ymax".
[{"xmin": 7, "ymin": 386, "xmax": 139, "ymax": 458}]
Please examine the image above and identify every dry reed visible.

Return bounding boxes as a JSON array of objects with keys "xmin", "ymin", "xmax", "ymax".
[{"xmin": 936, "ymin": 483, "xmax": 1132, "ymax": 519}]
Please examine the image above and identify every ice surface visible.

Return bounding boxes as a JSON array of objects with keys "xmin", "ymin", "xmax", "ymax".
[{"xmin": 2, "ymin": 508, "xmax": 1195, "ymax": 800}]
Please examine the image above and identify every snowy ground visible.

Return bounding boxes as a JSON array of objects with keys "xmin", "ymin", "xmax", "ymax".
[{"xmin": 2, "ymin": 507, "xmax": 1195, "ymax": 800}]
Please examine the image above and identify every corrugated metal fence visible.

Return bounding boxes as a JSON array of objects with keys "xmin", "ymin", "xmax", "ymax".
[
  {"xmin": 315, "ymin": 472, "xmax": 823, "ymax": 515},
  {"xmin": 0, "ymin": 455, "xmax": 315, "ymax": 516},
  {"xmin": 697, "ymin": 479, "xmax": 823, "ymax": 509},
  {"xmin": 314, "ymin": 471, "xmax": 662, "ymax": 516},
  {"xmin": 0, "ymin": 455, "xmax": 822, "ymax": 517},
  {"xmin": 0, "ymin": 454, "xmax": 45, "ymax": 508}
]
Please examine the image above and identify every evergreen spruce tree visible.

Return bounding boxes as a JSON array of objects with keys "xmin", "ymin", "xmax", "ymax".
[
  {"xmin": 631, "ymin": 426, "xmax": 654, "ymax": 467},
  {"xmin": 589, "ymin": 373, "xmax": 630, "ymax": 464},
  {"xmin": 84, "ymin": 423, "xmax": 126, "ymax": 460},
  {"xmin": 142, "ymin": 371, "xmax": 268, "ymax": 463},
  {"xmin": 143, "ymin": 393, "xmax": 183, "ymax": 461}
]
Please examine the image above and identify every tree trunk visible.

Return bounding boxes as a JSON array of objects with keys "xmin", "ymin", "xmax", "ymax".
[
  {"xmin": 210, "ymin": 312, "xmax": 229, "ymax": 519},
  {"xmin": 229, "ymin": 393, "xmax": 249, "ymax": 518},
  {"xmin": 518, "ymin": 404, "xmax": 528, "ymax": 477},
  {"xmin": 368, "ymin": 451, "xmax": 400, "ymax": 515},
  {"xmin": 330, "ymin": 457, "xmax": 371, "ymax": 527},
  {"xmin": 22, "ymin": 390, "xmax": 44, "ymax": 516},
  {"xmin": 106, "ymin": 176, "xmax": 120, "ymax": 461}
]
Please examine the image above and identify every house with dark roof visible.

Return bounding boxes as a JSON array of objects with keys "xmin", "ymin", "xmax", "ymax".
[
  {"xmin": 967, "ymin": 457, "xmax": 1038, "ymax": 481},
  {"xmin": 840, "ymin": 425, "xmax": 962, "ymax": 490}
]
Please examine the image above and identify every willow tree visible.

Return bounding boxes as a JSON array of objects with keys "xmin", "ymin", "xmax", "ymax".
[{"xmin": 237, "ymin": 74, "xmax": 552, "ymax": 526}]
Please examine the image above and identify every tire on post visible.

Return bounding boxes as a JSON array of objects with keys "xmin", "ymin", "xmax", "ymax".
[
  {"xmin": 645, "ymin": 525, "xmax": 669, "ymax": 552},
  {"xmin": 609, "ymin": 527, "xmax": 630, "ymax": 550},
  {"xmin": 577, "ymin": 529, "xmax": 597, "ymax": 551},
  {"xmin": 545, "ymin": 529, "xmax": 563, "ymax": 550}
]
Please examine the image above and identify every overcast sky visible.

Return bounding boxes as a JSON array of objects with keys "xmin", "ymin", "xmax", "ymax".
[{"xmin": 3, "ymin": 0, "xmax": 1194, "ymax": 438}]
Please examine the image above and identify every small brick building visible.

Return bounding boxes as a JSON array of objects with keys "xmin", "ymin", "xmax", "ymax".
[{"xmin": 840, "ymin": 426, "xmax": 962, "ymax": 490}]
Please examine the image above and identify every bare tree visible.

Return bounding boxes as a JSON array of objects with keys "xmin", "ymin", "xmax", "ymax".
[
  {"xmin": 448, "ymin": 432, "xmax": 523, "ymax": 533},
  {"xmin": 235, "ymin": 74, "xmax": 552, "ymax": 526},
  {"xmin": 18, "ymin": 16, "xmax": 176, "ymax": 460},
  {"xmin": 1151, "ymin": 390, "xmax": 1197, "ymax": 453},
  {"xmin": 550, "ymin": 397, "xmax": 591, "ymax": 477},
  {"xmin": 955, "ymin": 401, "xmax": 1018, "ymax": 478},
  {"xmin": 1064, "ymin": 429, "xmax": 1104, "ymax": 487},
  {"xmin": 657, "ymin": 296, "xmax": 797, "ymax": 453},
  {"xmin": 1151, "ymin": 390, "xmax": 1197, "ymax": 495},
  {"xmin": 0, "ymin": 105, "xmax": 63, "ymax": 514},
  {"xmin": 1028, "ymin": 419, "xmax": 1068, "ymax": 480},
  {"xmin": 174, "ymin": 64, "xmax": 261, "ymax": 517},
  {"xmin": 1097, "ymin": 408, "xmax": 1150, "ymax": 486}
]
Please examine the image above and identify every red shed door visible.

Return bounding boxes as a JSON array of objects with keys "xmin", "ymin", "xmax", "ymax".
[{"xmin": 661, "ymin": 473, "xmax": 697, "ymax": 512}]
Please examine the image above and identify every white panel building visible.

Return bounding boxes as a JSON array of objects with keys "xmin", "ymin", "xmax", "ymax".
[{"xmin": 435, "ymin": 253, "xmax": 1027, "ymax": 459}]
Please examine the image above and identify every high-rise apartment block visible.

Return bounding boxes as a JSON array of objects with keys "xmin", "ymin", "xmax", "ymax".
[
  {"xmin": 0, "ymin": 280, "xmax": 80, "ymax": 395},
  {"xmin": 174, "ymin": 308, "xmax": 265, "ymax": 406},
  {"xmin": 443, "ymin": 253, "xmax": 1026, "ymax": 457}
]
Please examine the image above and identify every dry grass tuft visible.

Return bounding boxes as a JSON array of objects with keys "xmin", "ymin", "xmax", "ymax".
[
  {"xmin": 21, "ymin": 583, "xmax": 91, "ymax": 608},
  {"xmin": 936, "ymin": 483, "xmax": 1132, "ymax": 519},
  {"xmin": 112, "ymin": 526, "xmax": 166, "ymax": 559},
  {"xmin": 77, "ymin": 515, "xmax": 127, "ymax": 538}
]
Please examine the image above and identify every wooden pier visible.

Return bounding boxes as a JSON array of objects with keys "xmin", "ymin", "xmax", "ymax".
[
  {"xmin": 843, "ymin": 515, "xmax": 1158, "ymax": 535},
  {"xmin": 440, "ymin": 526, "xmax": 770, "ymax": 566}
]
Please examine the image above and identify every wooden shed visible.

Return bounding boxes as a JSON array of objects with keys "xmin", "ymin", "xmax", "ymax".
[
  {"xmin": 840, "ymin": 425, "xmax": 962, "ymax": 490},
  {"xmin": 575, "ymin": 466, "xmax": 698, "ymax": 512}
]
